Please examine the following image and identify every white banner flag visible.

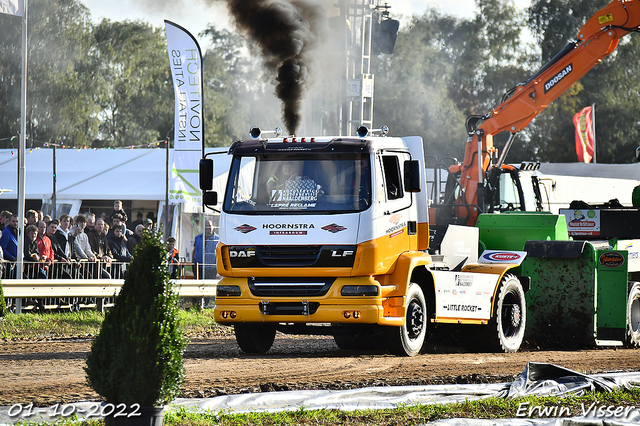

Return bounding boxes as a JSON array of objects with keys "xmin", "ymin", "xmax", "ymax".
[
  {"xmin": 170, "ymin": 150, "xmax": 202, "ymax": 205},
  {"xmin": 0, "ymin": 0, "xmax": 23, "ymax": 16},
  {"xmin": 165, "ymin": 20, "xmax": 203, "ymax": 206}
]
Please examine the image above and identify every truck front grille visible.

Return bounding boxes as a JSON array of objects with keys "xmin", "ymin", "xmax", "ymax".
[{"xmin": 248, "ymin": 277, "xmax": 335, "ymax": 297}]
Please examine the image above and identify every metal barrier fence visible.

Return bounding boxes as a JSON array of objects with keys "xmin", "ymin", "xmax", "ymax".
[{"xmin": 0, "ymin": 260, "xmax": 218, "ymax": 314}]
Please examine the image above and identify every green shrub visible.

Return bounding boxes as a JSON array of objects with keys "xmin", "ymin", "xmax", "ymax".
[
  {"xmin": 85, "ymin": 231, "xmax": 187, "ymax": 406},
  {"xmin": 0, "ymin": 278, "xmax": 7, "ymax": 318}
]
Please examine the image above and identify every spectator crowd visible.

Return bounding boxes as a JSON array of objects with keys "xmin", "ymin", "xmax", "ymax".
[{"xmin": 0, "ymin": 201, "xmax": 193, "ymax": 280}]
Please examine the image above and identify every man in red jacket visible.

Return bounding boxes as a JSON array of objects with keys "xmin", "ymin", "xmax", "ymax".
[{"xmin": 36, "ymin": 220, "xmax": 54, "ymax": 276}]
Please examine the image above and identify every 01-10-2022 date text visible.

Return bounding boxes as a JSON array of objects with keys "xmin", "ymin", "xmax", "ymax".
[{"xmin": 8, "ymin": 402, "xmax": 142, "ymax": 418}]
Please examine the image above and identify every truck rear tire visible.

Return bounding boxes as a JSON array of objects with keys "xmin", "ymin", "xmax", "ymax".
[
  {"xmin": 488, "ymin": 274, "xmax": 526, "ymax": 353},
  {"xmin": 627, "ymin": 283, "xmax": 640, "ymax": 347},
  {"xmin": 234, "ymin": 323, "xmax": 276, "ymax": 354},
  {"xmin": 386, "ymin": 283, "xmax": 427, "ymax": 357}
]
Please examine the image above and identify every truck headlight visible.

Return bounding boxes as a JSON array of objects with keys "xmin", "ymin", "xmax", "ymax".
[
  {"xmin": 217, "ymin": 285, "xmax": 242, "ymax": 297},
  {"xmin": 341, "ymin": 285, "xmax": 378, "ymax": 297}
]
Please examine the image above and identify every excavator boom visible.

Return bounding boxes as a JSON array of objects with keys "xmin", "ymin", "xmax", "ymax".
[{"xmin": 437, "ymin": 0, "xmax": 640, "ymax": 228}]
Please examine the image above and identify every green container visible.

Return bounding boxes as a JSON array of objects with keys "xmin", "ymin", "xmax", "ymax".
[
  {"xmin": 520, "ymin": 240, "xmax": 628, "ymax": 348},
  {"xmin": 476, "ymin": 212, "xmax": 569, "ymax": 252}
]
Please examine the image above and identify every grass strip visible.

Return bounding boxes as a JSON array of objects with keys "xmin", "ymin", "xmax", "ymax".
[{"xmin": 0, "ymin": 308, "xmax": 220, "ymax": 340}]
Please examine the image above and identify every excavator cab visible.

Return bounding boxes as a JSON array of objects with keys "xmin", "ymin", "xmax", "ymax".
[
  {"xmin": 486, "ymin": 163, "xmax": 544, "ymax": 213},
  {"xmin": 427, "ymin": 158, "xmax": 544, "ymax": 253}
]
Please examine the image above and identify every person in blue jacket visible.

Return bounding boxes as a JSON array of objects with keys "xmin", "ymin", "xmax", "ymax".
[
  {"xmin": 193, "ymin": 219, "xmax": 218, "ymax": 279},
  {"xmin": 0, "ymin": 213, "xmax": 19, "ymax": 278}
]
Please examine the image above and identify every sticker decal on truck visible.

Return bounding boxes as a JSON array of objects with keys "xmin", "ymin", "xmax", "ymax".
[
  {"xmin": 432, "ymin": 270, "xmax": 498, "ymax": 321},
  {"xmin": 322, "ymin": 223, "xmax": 347, "ymax": 233},
  {"xmin": 599, "ymin": 251, "xmax": 625, "ymax": 268},
  {"xmin": 479, "ymin": 250, "xmax": 527, "ymax": 265},
  {"xmin": 234, "ymin": 224, "xmax": 257, "ymax": 234}
]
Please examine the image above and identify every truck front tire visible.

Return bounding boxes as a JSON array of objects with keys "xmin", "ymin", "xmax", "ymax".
[
  {"xmin": 627, "ymin": 282, "xmax": 640, "ymax": 347},
  {"xmin": 488, "ymin": 274, "xmax": 526, "ymax": 353},
  {"xmin": 386, "ymin": 283, "xmax": 427, "ymax": 357},
  {"xmin": 234, "ymin": 323, "xmax": 277, "ymax": 354}
]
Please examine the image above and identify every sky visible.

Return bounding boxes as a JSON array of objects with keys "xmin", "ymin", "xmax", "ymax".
[{"xmin": 81, "ymin": 0, "xmax": 533, "ymax": 44}]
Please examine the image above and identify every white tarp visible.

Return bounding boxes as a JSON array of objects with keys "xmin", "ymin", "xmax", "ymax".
[
  {"xmin": 536, "ymin": 163, "xmax": 640, "ymax": 214},
  {"xmin": 538, "ymin": 163, "xmax": 640, "ymax": 180}
]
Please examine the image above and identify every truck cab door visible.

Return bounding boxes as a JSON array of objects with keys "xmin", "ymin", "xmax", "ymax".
[{"xmin": 369, "ymin": 151, "xmax": 414, "ymax": 271}]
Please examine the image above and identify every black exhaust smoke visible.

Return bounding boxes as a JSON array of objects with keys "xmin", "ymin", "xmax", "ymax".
[{"xmin": 225, "ymin": 0, "xmax": 327, "ymax": 135}]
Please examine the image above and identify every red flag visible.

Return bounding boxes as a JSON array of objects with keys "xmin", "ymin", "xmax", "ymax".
[{"xmin": 573, "ymin": 106, "xmax": 594, "ymax": 163}]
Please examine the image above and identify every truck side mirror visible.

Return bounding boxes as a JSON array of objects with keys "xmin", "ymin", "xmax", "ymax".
[
  {"xmin": 203, "ymin": 191, "xmax": 218, "ymax": 207},
  {"xmin": 199, "ymin": 158, "xmax": 214, "ymax": 191},
  {"xmin": 404, "ymin": 160, "xmax": 421, "ymax": 193}
]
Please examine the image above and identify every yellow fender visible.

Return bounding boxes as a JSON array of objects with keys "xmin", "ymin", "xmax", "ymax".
[{"xmin": 376, "ymin": 252, "xmax": 432, "ymax": 325}]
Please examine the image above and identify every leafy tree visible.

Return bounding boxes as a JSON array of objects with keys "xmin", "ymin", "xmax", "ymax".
[
  {"xmin": 200, "ymin": 26, "xmax": 253, "ymax": 146},
  {"xmin": 0, "ymin": 0, "xmax": 99, "ymax": 149},
  {"xmin": 93, "ymin": 20, "xmax": 173, "ymax": 147},
  {"xmin": 0, "ymin": 12, "xmax": 22, "ymax": 148},
  {"xmin": 373, "ymin": 10, "xmax": 466, "ymax": 159},
  {"xmin": 580, "ymin": 36, "xmax": 640, "ymax": 163},
  {"xmin": 449, "ymin": 0, "xmax": 534, "ymax": 116},
  {"xmin": 528, "ymin": 0, "xmax": 609, "ymax": 61}
]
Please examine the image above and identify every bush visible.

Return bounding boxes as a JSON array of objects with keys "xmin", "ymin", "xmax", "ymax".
[
  {"xmin": 0, "ymin": 279, "xmax": 7, "ymax": 318},
  {"xmin": 85, "ymin": 231, "xmax": 187, "ymax": 406}
]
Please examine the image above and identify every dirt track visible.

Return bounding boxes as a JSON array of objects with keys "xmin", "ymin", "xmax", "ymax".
[{"xmin": 1, "ymin": 329, "xmax": 639, "ymax": 407}]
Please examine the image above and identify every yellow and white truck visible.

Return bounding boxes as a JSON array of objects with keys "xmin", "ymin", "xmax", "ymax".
[{"xmin": 200, "ymin": 126, "xmax": 529, "ymax": 356}]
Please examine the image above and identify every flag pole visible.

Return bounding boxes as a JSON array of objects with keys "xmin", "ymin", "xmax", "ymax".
[
  {"xmin": 16, "ymin": 0, "xmax": 28, "ymax": 279},
  {"xmin": 591, "ymin": 103, "xmax": 596, "ymax": 164}
]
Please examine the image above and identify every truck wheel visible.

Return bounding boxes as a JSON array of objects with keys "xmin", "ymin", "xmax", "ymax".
[
  {"xmin": 627, "ymin": 283, "xmax": 640, "ymax": 347},
  {"xmin": 234, "ymin": 323, "xmax": 276, "ymax": 354},
  {"xmin": 386, "ymin": 283, "xmax": 427, "ymax": 357},
  {"xmin": 488, "ymin": 274, "xmax": 526, "ymax": 353}
]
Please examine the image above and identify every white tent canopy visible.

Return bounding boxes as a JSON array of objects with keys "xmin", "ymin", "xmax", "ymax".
[
  {"xmin": 0, "ymin": 147, "xmax": 230, "ymax": 202},
  {"xmin": 0, "ymin": 147, "xmax": 231, "ymax": 267}
]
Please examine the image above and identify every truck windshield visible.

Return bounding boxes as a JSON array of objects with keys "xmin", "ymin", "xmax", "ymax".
[{"xmin": 223, "ymin": 154, "xmax": 371, "ymax": 214}]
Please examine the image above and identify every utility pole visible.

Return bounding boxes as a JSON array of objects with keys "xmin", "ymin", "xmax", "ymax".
[
  {"xmin": 340, "ymin": 0, "xmax": 376, "ymax": 136},
  {"xmin": 52, "ymin": 143, "xmax": 57, "ymax": 217}
]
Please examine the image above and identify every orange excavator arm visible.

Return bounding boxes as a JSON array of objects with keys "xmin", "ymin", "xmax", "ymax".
[{"xmin": 447, "ymin": 0, "xmax": 640, "ymax": 227}]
